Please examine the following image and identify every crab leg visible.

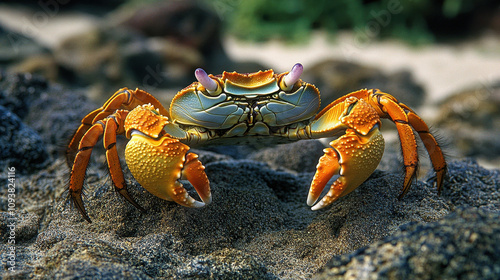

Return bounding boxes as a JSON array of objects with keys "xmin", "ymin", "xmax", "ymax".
[
  {"xmin": 67, "ymin": 88, "xmax": 169, "ymax": 167},
  {"xmin": 405, "ymin": 110, "xmax": 447, "ymax": 194},
  {"xmin": 69, "ymin": 111, "xmax": 146, "ymax": 222},
  {"xmin": 102, "ymin": 112, "xmax": 146, "ymax": 213},
  {"xmin": 377, "ymin": 96, "xmax": 419, "ymax": 198},
  {"xmin": 307, "ymin": 127, "xmax": 384, "ymax": 210},
  {"xmin": 125, "ymin": 133, "xmax": 211, "ymax": 208},
  {"xmin": 66, "ymin": 108, "xmax": 104, "ymax": 167},
  {"xmin": 68, "ymin": 121, "xmax": 104, "ymax": 222}
]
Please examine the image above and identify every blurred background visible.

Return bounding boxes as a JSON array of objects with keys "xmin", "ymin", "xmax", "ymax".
[{"xmin": 0, "ymin": 0, "xmax": 499, "ymax": 168}]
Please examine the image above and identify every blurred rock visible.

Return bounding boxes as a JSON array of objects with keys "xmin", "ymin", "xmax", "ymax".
[
  {"xmin": 9, "ymin": 54, "xmax": 78, "ymax": 85},
  {"xmin": 0, "ymin": 71, "xmax": 96, "ymax": 158},
  {"xmin": 0, "ymin": 23, "xmax": 72, "ymax": 85},
  {"xmin": 303, "ymin": 59, "xmax": 426, "ymax": 109},
  {"xmin": 0, "ymin": 71, "xmax": 49, "ymax": 119},
  {"xmin": 25, "ymin": 87, "xmax": 98, "ymax": 158},
  {"xmin": 118, "ymin": 0, "xmax": 253, "ymax": 78},
  {"xmin": 314, "ymin": 207, "xmax": 500, "ymax": 280},
  {"xmin": 120, "ymin": 1, "xmax": 223, "ymax": 57},
  {"xmin": 0, "ymin": 105, "xmax": 48, "ymax": 173},
  {"xmin": 435, "ymin": 81, "xmax": 500, "ymax": 160},
  {"xmin": 54, "ymin": 26, "xmax": 169, "ymax": 96},
  {"xmin": 0, "ymin": 24, "xmax": 49, "ymax": 65}
]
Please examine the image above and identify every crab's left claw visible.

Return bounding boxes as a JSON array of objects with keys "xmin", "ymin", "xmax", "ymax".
[
  {"xmin": 307, "ymin": 127, "xmax": 384, "ymax": 210},
  {"xmin": 125, "ymin": 133, "xmax": 211, "ymax": 208}
]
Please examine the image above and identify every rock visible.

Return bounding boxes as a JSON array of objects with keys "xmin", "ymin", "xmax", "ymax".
[
  {"xmin": 1, "ymin": 145, "xmax": 499, "ymax": 279},
  {"xmin": 0, "ymin": 25, "xmax": 49, "ymax": 65},
  {"xmin": 303, "ymin": 59, "xmax": 426, "ymax": 109},
  {"xmin": 435, "ymin": 81, "xmax": 500, "ymax": 162},
  {"xmin": 0, "ymin": 70, "xmax": 102, "ymax": 161},
  {"xmin": 8, "ymin": 54, "xmax": 74, "ymax": 84},
  {"xmin": 0, "ymin": 23, "xmax": 69, "ymax": 85},
  {"xmin": 441, "ymin": 158, "xmax": 500, "ymax": 211},
  {"xmin": 54, "ymin": 26, "xmax": 170, "ymax": 97},
  {"xmin": 0, "ymin": 105, "xmax": 48, "ymax": 173},
  {"xmin": 314, "ymin": 207, "xmax": 500, "ymax": 280},
  {"xmin": 120, "ymin": 0, "xmax": 223, "ymax": 57},
  {"xmin": 0, "ymin": 72, "xmax": 49, "ymax": 119},
  {"xmin": 175, "ymin": 249, "xmax": 276, "ymax": 279},
  {"xmin": 0, "ymin": 212, "xmax": 39, "ymax": 244},
  {"xmin": 24, "ymin": 84, "xmax": 99, "ymax": 158},
  {"xmin": 118, "ymin": 0, "xmax": 251, "ymax": 77}
]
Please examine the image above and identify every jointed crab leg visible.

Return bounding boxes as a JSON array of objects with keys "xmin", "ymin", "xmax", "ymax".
[
  {"xmin": 67, "ymin": 88, "xmax": 169, "ymax": 166},
  {"xmin": 102, "ymin": 112, "xmax": 146, "ymax": 212},
  {"xmin": 373, "ymin": 91, "xmax": 446, "ymax": 197},
  {"xmin": 405, "ymin": 109, "xmax": 446, "ymax": 194},
  {"xmin": 376, "ymin": 94, "xmax": 420, "ymax": 198},
  {"xmin": 69, "ymin": 120, "xmax": 104, "ymax": 222},
  {"xmin": 69, "ymin": 111, "xmax": 144, "ymax": 222}
]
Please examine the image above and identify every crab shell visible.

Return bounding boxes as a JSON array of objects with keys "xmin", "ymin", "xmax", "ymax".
[{"xmin": 168, "ymin": 67, "xmax": 320, "ymax": 145}]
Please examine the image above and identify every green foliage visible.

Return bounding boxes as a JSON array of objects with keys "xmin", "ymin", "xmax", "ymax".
[{"xmin": 209, "ymin": 0, "xmax": 494, "ymax": 44}]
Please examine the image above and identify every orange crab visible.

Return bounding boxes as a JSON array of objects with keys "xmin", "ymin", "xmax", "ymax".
[{"xmin": 67, "ymin": 63, "xmax": 446, "ymax": 222}]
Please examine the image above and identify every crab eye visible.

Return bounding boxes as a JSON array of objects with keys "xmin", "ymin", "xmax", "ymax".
[
  {"xmin": 280, "ymin": 63, "xmax": 303, "ymax": 91},
  {"xmin": 195, "ymin": 68, "xmax": 221, "ymax": 96},
  {"xmin": 346, "ymin": 102, "xmax": 356, "ymax": 115}
]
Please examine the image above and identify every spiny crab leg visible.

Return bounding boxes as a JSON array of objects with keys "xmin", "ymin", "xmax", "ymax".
[
  {"xmin": 67, "ymin": 88, "xmax": 169, "ymax": 167},
  {"xmin": 69, "ymin": 110, "xmax": 144, "ymax": 223}
]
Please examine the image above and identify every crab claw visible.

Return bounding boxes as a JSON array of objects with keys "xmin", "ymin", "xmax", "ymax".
[
  {"xmin": 282, "ymin": 63, "xmax": 303, "ymax": 90},
  {"xmin": 125, "ymin": 132, "xmax": 211, "ymax": 208},
  {"xmin": 195, "ymin": 68, "xmax": 219, "ymax": 92},
  {"xmin": 307, "ymin": 128, "xmax": 384, "ymax": 210}
]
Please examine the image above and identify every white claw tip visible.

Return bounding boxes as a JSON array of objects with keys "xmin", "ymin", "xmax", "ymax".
[
  {"xmin": 195, "ymin": 68, "xmax": 218, "ymax": 92},
  {"xmin": 191, "ymin": 200, "xmax": 206, "ymax": 208},
  {"xmin": 311, "ymin": 201, "xmax": 325, "ymax": 211},
  {"xmin": 283, "ymin": 63, "xmax": 303, "ymax": 88},
  {"xmin": 307, "ymin": 193, "xmax": 318, "ymax": 207}
]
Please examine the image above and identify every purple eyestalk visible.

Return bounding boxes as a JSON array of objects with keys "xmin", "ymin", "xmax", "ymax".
[
  {"xmin": 195, "ymin": 68, "xmax": 218, "ymax": 92},
  {"xmin": 283, "ymin": 63, "xmax": 303, "ymax": 88}
]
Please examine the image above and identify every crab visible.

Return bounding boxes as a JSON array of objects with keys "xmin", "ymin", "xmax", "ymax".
[{"xmin": 67, "ymin": 63, "xmax": 446, "ymax": 222}]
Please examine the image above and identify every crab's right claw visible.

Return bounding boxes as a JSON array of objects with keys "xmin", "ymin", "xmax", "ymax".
[
  {"xmin": 125, "ymin": 132, "xmax": 211, "ymax": 208},
  {"xmin": 307, "ymin": 127, "xmax": 384, "ymax": 210}
]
